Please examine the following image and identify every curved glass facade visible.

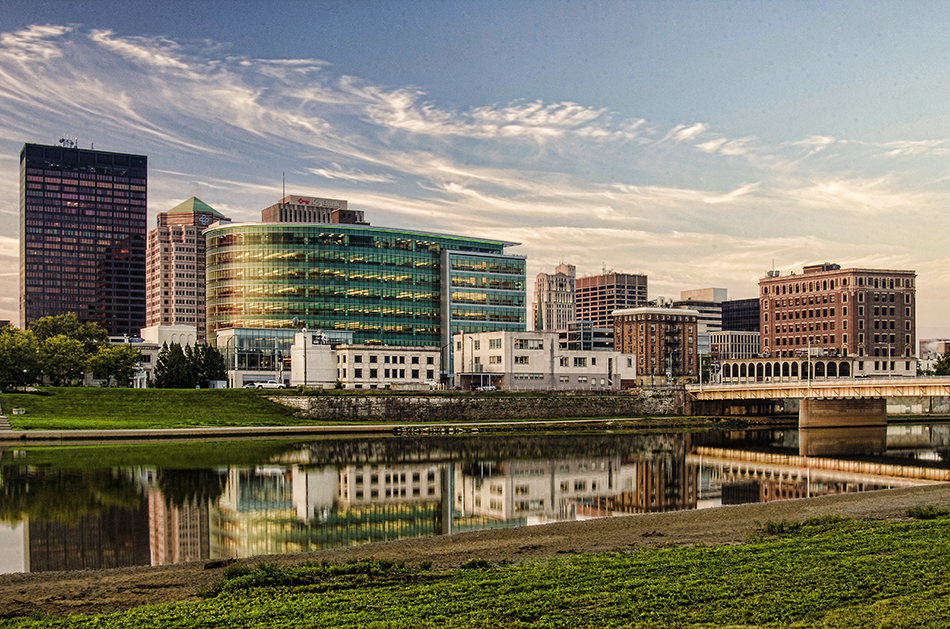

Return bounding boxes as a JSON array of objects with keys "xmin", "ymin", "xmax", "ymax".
[{"xmin": 206, "ymin": 223, "xmax": 526, "ymax": 347}]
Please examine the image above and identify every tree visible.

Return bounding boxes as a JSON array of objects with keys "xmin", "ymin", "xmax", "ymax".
[
  {"xmin": 934, "ymin": 349, "xmax": 950, "ymax": 376},
  {"xmin": 192, "ymin": 343, "xmax": 227, "ymax": 387},
  {"xmin": 41, "ymin": 335, "xmax": 87, "ymax": 386},
  {"xmin": 153, "ymin": 342, "xmax": 195, "ymax": 388},
  {"xmin": 0, "ymin": 326, "xmax": 41, "ymax": 389},
  {"xmin": 28, "ymin": 313, "xmax": 108, "ymax": 355},
  {"xmin": 88, "ymin": 344, "xmax": 142, "ymax": 387}
]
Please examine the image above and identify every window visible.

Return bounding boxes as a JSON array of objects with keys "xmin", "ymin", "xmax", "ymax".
[
  {"xmin": 514, "ymin": 338, "xmax": 544, "ymax": 350},
  {"xmin": 574, "ymin": 357, "xmax": 587, "ymax": 367},
  {"xmin": 489, "ymin": 338, "xmax": 502, "ymax": 349},
  {"xmin": 354, "ymin": 355, "xmax": 362, "ymax": 363},
  {"xmin": 355, "ymin": 369, "xmax": 362, "ymax": 378},
  {"xmin": 489, "ymin": 355, "xmax": 502, "ymax": 364},
  {"xmin": 473, "ymin": 340, "xmax": 481, "ymax": 350},
  {"xmin": 559, "ymin": 357, "xmax": 568, "ymax": 367},
  {"xmin": 514, "ymin": 355, "xmax": 529, "ymax": 364}
]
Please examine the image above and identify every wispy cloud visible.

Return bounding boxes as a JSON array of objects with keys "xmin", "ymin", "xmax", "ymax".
[{"xmin": 308, "ymin": 164, "xmax": 394, "ymax": 183}]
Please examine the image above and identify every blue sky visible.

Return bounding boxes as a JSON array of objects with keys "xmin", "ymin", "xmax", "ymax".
[{"xmin": 1, "ymin": 1, "xmax": 949, "ymax": 337}]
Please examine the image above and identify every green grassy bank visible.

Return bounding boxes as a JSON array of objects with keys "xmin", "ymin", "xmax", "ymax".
[
  {"xmin": 0, "ymin": 388, "xmax": 304, "ymax": 430},
  {"xmin": 5, "ymin": 514, "xmax": 950, "ymax": 627},
  {"xmin": 0, "ymin": 387, "xmax": 697, "ymax": 431}
]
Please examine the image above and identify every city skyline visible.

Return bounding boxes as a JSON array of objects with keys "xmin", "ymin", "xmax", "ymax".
[{"xmin": 2, "ymin": 2, "xmax": 950, "ymax": 337}]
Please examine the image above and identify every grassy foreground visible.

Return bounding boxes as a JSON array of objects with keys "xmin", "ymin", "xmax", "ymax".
[
  {"xmin": 0, "ymin": 388, "xmax": 304, "ymax": 430},
  {"xmin": 5, "ymin": 515, "xmax": 950, "ymax": 628}
]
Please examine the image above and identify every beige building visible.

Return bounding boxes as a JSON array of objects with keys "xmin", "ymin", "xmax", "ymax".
[
  {"xmin": 453, "ymin": 330, "xmax": 636, "ymax": 390},
  {"xmin": 532, "ymin": 263, "xmax": 576, "ymax": 331},
  {"xmin": 759, "ymin": 263, "xmax": 916, "ymax": 367},
  {"xmin": 614, "ymin": 307, "xmax": 699, "ymax": 386},
  {"xmin": 146, "ymin": 198, "xmax": 226, "ymax": 341}
]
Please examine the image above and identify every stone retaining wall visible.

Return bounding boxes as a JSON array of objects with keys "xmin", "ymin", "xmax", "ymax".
[{"xmin": 275, "ymin": 391, "xmax": 680, "ymax": 422}]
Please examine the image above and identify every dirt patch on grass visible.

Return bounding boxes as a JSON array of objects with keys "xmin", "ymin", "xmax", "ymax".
[{"xmin": 3, "ymin": 484, "xmax": 949, "ymax": 620}]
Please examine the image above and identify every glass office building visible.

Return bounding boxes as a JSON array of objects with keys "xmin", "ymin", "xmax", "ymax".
[
  {"xmin": 205, "ymin": 223, "xmax": 527, "ymax": 368},
  {"xmin": 20, "ymin": 143, "xmax": 147, "ymax": 335}
]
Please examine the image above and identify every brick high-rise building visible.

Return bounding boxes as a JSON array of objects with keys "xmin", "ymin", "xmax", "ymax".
[
  {"xmin": 575, "ymin": 272, "xmax": 647, "ymax": 329},
  {"xmin": 614, "ymin": 307, "xmax": 698, "ymax": 386},
  {"xmin": 145, "ymin": 197, "xmax": 226, "ymax": 341},
  {"xmin": 19, "ymin": 142, "xmax": 147, "ymax": 335},
  {"xmin": 758, "ymin": 263, "xmax": 916, "ymax": 363},
  {"xmin": 532, "ymin": 263, "xmax": 575, "ymax": 331}
]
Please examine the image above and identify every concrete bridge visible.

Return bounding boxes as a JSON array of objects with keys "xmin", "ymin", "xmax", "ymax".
[
  {"xmin": 688, "ymin": 376, "xmax": 950, "ymax": 401},
  {"xmin": 685, "ymin": 376, "xmax": 950, "ymax": 426}
]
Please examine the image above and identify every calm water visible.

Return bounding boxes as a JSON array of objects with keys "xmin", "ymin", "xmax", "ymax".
[{"xmin": 1, "ymin": 423, "xmax": 949, "ymax": 574}]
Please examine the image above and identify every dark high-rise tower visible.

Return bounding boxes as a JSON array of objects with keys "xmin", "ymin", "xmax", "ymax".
[{"xmin": 20, "ymin": 142, "xmax": 147, "ymax": 335}]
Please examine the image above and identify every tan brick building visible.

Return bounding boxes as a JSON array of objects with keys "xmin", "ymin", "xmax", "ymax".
[
  {"xmin": 145, "ymin": 197, "xmax": 226, "ymax": 341},
  {"xmin": 758, "ymin": 263, "xmax": 916, "ymax": 365}
]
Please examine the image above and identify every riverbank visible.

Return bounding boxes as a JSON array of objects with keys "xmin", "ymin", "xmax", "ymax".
[
  {"xmin": 3, "ymin": 483, "xmax": 950, "ymax": 620},
  {"xmin": 0, "ymin": 387, "xmax": 693, "ymax": 431}
]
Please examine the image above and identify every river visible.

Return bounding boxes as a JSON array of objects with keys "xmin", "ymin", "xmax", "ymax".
[{"xmin": 1, "ymin": 422, "xmax": 948, "ymax": 574}]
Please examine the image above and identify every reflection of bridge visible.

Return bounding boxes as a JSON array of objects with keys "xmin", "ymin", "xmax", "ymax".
[
  {"xmin": 687, "ymin": 446, "xmax": 950, "ymax": 486},
  {"xmin": 688, "ymin": 376, "xmax": 950, "ymax": 401}
]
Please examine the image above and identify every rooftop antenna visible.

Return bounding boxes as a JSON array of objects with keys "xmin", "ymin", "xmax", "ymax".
[{"xmin": 282, "ymin": 172, "xmax": 285, "ymax": 200}]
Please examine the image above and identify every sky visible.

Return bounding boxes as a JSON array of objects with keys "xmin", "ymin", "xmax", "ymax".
[{"xmin": 1, "ymin": 0, "xmax": 949, "ymax": 338}]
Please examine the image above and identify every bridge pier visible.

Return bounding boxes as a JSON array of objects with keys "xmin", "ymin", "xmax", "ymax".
[{"xmin": 799, "ymin": 397, "xmax": 886, "ymax": 428}]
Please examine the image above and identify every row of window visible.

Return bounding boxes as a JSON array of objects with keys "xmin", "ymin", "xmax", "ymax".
[{"xmin": 338, "ymin": 368, "xmax": 436, "ymax": 380}]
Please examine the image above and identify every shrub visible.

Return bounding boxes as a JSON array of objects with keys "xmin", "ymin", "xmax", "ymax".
[
  {"xmin": 907, "ymin": 506, "xmax": 950, "ymax": 520},
  {"xmin": 460, "ymin": 558, "xmax": 494, "ymax": 570}
]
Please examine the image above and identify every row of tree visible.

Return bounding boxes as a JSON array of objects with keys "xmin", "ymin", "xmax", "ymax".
[
  {"xmin": 153, "ymin": 342, "xmax": 227, "ymax": 388},
  {"xmin": 0, "ymin": 313, "xmax": 226, "ymax": 388}
]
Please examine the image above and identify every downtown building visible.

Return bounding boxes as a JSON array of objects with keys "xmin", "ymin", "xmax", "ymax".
[
  {"xmin": 532, "ymin": 263, "xmax": 575, "ymax": 331},
  {"xmin": 145, "ymin": 197, "xmax": 227, "ymax": 341},
  {"xmin": 758, "ymin": 263, "xmax": 916, "ymax": 364},
  {"xmin": 204, "ymin": 204, "xmax": 527, "ymax": 383},
  {"xmin": 19, "ymin": 142, "xmax": 147, "ymax": 335},
  {"xmin": 613, "ymin": 307, "xmax": 699, "ymax": 386},
  {"xmin": 575, "ymin": 271, "xmax": 648, "ymax": 329}
]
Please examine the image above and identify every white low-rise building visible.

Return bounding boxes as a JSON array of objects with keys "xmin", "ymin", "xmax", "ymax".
[
  {"xmin": 289, "ymin": 331, "xmax": 442, "ymax": 390},
  {"xmin": 453, "ymin": 330, "xmax": 636, "ymax": 390}
]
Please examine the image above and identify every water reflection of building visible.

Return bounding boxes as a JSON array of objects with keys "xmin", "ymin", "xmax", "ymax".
[
  {"xmin": 456, "ymin": 455, "xmax": 696, "ymax": 523},
  {"xmin": 147, "ymin": 490, "xmax": 210, "ymax": 565},
  {"xmin": 27, "ymin": 501, "xmax": 150, "ymax": 572},
  {"xmin": 337, "ymin": 463, "xmax": 443, "ymax": 507},
  {"xmin": 211, "ymin": 467, "xmax": 298, "ymax": 559}
]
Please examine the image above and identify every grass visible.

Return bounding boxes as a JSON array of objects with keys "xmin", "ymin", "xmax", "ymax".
[
  {"xmin": 0, "ymin": 388, "xmax": 306, "ymax": 430},
  {"xmin": 0, "ymin": 387, "xmax": 715, "ymax": 431},
  {"xmin": 5, "ymin": 517, "xmax": 950, "ymax": 627}
]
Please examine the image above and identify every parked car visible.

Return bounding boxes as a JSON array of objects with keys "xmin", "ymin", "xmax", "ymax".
[
  {"xmin": 476, "ymin": 384, "xmax": 497, "ymax": 392},
  {"xmin": 250, "ymin": 381, "xmax": 286, "ymax": 389}
]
